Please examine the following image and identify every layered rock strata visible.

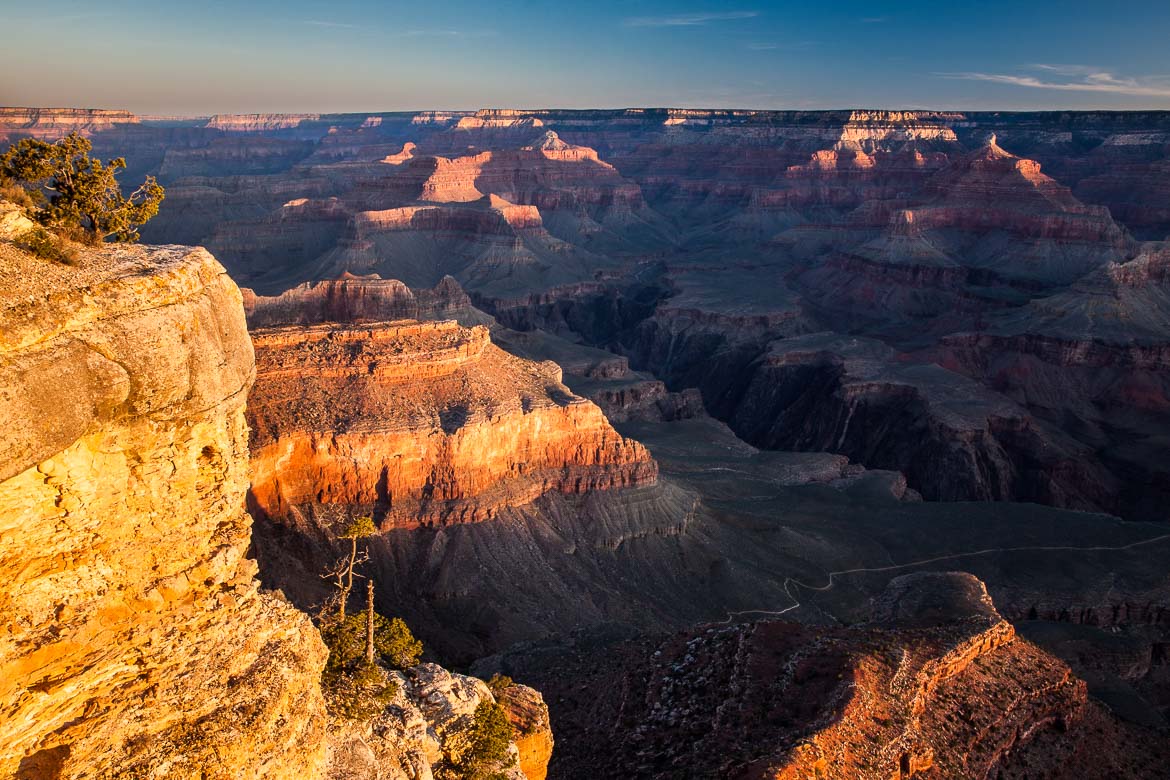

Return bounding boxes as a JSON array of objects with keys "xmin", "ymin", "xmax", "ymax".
[
  {"xmin": 513, "ymin": 573, "xmax": 1170, "ymax": 779},
  {"xmin": 0, "ymin": 107, "xmax": 139, "ymax": 141},
  {"xmin": 241, "ymin": 273, "xmax": 487, "ymax": 328},
  {"xmin": 724, "ymin": 333, "xmax": 1112, "ymax": 506},
  {"xmin": 247, "ymin": 319, "xmax": 657, "ymax": 527},
  {"xmin": 0, "ymin": 237, "xmax": 328, "ymax": 778}
]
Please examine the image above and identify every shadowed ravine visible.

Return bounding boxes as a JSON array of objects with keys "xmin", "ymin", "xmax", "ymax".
[{"xmin": 714, "ymin": 532, "xmax": 1170, "ymax": 624}]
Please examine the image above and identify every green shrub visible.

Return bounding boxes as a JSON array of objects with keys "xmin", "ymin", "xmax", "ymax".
[
  {"xmin": 0, "ymin": 180, "xmax": 38, "ymax": 210},
  {"xmin": 466, "ymin": 701, "xmax": 513, "ymax": 766},
  {"xmin": 486, "ymin": 673, "xmax": 514, "ymax": 694},
  {"xmin": 439, "ymin": 700, "xmax": 515, "ymax": 779},
  {"xmin": 324, "ymin": 661, "xmax": 398, "ymax": 721},
  {"xmin": 318, "ymin": 612, "xmax": 422, "ymax": 720},
  {"xmin": 17, "ymin": 226, "xmax": 79, "ymax": 265},
  {"xmin": 320, "ymin": 613, "xmax": 422, "ymax": 675}
]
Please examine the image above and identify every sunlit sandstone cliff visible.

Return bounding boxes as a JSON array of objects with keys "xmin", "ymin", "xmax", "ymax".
[
  {"xmin": 0, "ymin": 233, "xmax": 328, "ymax": 778},
  {"xmin": 241, "ymin": 273, "xmax": 488, "ymax": 328},
  {"xmin": 247, "ymin": 318, "xmax": 657, "ymax": 527},
  {"xmin": 0, "ymin": 211, "xmax": 554, "ymax": 779}
]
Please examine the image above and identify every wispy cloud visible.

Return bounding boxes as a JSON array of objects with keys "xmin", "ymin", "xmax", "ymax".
[
  {"xmin": 303, "ymin": 20, "xmax": 358, "ymax": 28},
  {"xmin": 624, "ymin": 11, "xmax": 758, "ymax": 28},
  {"xmin": 746, "ymin": 40, "xmax": 818, "ymax": 51},
  {"xmin": 1031, "ymin": 63, "xmax": 1109, "ymax": 77},
  {"xmin": 301, "ymin": 22, "xmax": 493, "ymax": 38},
  {"xmin": 858, "ymin": 16, "xmax": 887, "ymax": 23},
  {"xmin": 396, "ymin": 29, "xmax": 497, "ymax": 38},
  {"xmin": 939, "ymin": 65, "xmax": 1170, "ymax": 97}
]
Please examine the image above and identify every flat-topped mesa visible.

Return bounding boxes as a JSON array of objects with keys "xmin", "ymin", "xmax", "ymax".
[
  {"xmin": 378, "ymin": 144, "xmax": 626, "ymax": 208},
  {"xmin": 411, "ymin": 111, "xmax": 469, "ymax": 125},
  {"xmin": 0, "ymin": 107, "xmax": 139, "ymax": 141},
  {"xmin": 456, "ymin": 113, "xmax": 545, "ymax": 130},
  {"xmin": 354, "ymin": 203, "xmax": 536, "ymax": 236},
  {"xmin": 0, "ymin": 235, "xmax": 326, "ymax": 777},
  {"xmin": 241, "ymin": 273, "xmax": 480, "ymax": 328},
  {"xmin": 835, "ymin": 111, "xmax": 961, "ymax": 151},
  {"xmin": 204, "ymin": 113, "xmax": 322, "ymax": 131},
  {"xmin": 487, "ymin": 194, "xmax": 545, "ymax": 229},
  {"xmin": 247, "ymin": 319, "xmax": 657, "ymax": 528},
  {"xmin": 846, "ymin": 110, "xmax": 968, "ymax": 124}
]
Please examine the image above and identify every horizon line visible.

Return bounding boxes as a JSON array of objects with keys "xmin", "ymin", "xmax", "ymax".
[{"xmin": 7, "ymin": 105, "xmax": 1170, "ymax": 118}]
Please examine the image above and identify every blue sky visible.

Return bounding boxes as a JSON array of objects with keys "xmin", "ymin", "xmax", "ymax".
[{"xmin": 2, "ymin": 0, "xmax": 1169, "ymax": 114}]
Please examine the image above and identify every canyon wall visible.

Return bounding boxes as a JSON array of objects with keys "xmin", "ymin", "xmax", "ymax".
[
  {"xmin": 0, "ymin": 219, "xmax": 557, "ymax": 780},
  {"xmin": 500, "ymin": 572, "xmax": 1168, "ymax": 779},
  {"xmin": 0, "ymin": 238, "xmax": 328, "ymax": 778},
  {"xmin": 241, "ymin": 273, "xmax": 487, "ymax": 328},
  {"xmin": 247, "ymin": 318, "xmax": 657, "ymax": 528},
  {"xmin": 0, "ymin": 108, "xmax": 139, "ymax": 141}
]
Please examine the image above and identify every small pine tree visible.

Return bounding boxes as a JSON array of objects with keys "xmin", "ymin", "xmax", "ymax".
[
  {"xmin": 16, "ymin": 226, "xmax": 79, "ymax": 265},
  {"xmin": 466, "ymin": 700, "xmax": 513, "ymax": 766},
  {"xmin": 320, "ymin": 612, "xmax": 422, "ymax": 675},
  {"xmin": 318, "ymin": 611, "xmax": 422, "ymax": 721},
  {"xmin": 322, "ymin": 515, "xmax": 377, "ymax": 620}
]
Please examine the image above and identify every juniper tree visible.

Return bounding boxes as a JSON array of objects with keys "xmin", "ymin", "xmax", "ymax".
[{"xmin": 1, "ymin": 132, "xmax": 163, "ymax": 243}]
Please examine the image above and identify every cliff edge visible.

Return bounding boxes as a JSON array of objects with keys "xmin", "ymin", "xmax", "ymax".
[
  {"xmin": 0, "ymin": 227, "xmax": 329, "ymax": 778},
  {"xmin": 0, "ymin": 207, "xmax": 555, "ymax": 779}
]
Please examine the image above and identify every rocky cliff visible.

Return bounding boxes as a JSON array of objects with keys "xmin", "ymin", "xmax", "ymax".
[
  {"xmin": 0, "ymin": 235, "xmax": 328, "ymax": 778},
  {"xmin": 0, "ymin": 108, "xmax": 139, "ymax": 141},
  {"xmin": 506, "ymin": 572, "xmax": 1169, "ymax": 779},
  {"xmin": 241, "ymin": 273, "xmax": 488, "ymax": 328},
  {"xmin": 247, "ymin": 318, "xmax": 656, "ymax": 528},
  {"xmin": 325, "ymin": 664, "xmax": 552, "ymax": 780}
]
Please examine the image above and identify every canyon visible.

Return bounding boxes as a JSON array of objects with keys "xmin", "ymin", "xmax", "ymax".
[
  {"xmin": 0, "ymin": 209, "xmax": 551, "ymax": 780},
  {"xmin": 487, "ymin": 572, "xmax": 1170, "ymax": 778},
  {"xmin": 2, "ymin": 107, "xmax": 1170, "ymax": 777}
]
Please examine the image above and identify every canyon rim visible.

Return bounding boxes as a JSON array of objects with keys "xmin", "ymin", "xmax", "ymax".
[{"xmin": 3, "ymin": 2, "xmax": 1170, "ymax": 778}]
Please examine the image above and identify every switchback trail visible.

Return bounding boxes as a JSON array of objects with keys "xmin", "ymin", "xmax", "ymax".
[{"xmin": 714, "ymin": 532, "xmax": 1170, "ymax": 625}]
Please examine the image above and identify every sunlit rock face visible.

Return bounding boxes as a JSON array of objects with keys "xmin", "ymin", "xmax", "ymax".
[
  {"xmin": 247, "ymin": 318, "xmax": 657, "ymax": 529},
  {"xmin": 508, "ymin": 573, "xmax": 1169, "ymax": 779},
  {"xmin": 27, "ymin": 108, "xmax": 1170, "ymax": 515},
  {"xmin": 325, "ymin": 664, "xmax": 552, "ymax": 780},
  {"xmin": 241, "ymin": 273, "xmax": 487, "ymax": 328},
  {"xmin": 0, "ymin": 237, "xmax": 327, "ymax": 778},
  {"xmin": 0, "ymin": 107, "xmax": 139, "ymax": 142}
]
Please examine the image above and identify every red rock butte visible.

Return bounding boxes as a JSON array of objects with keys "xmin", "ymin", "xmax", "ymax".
[{"xmin": 247, "ymin": 318, "xmax": 656, "ymax": 528}]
